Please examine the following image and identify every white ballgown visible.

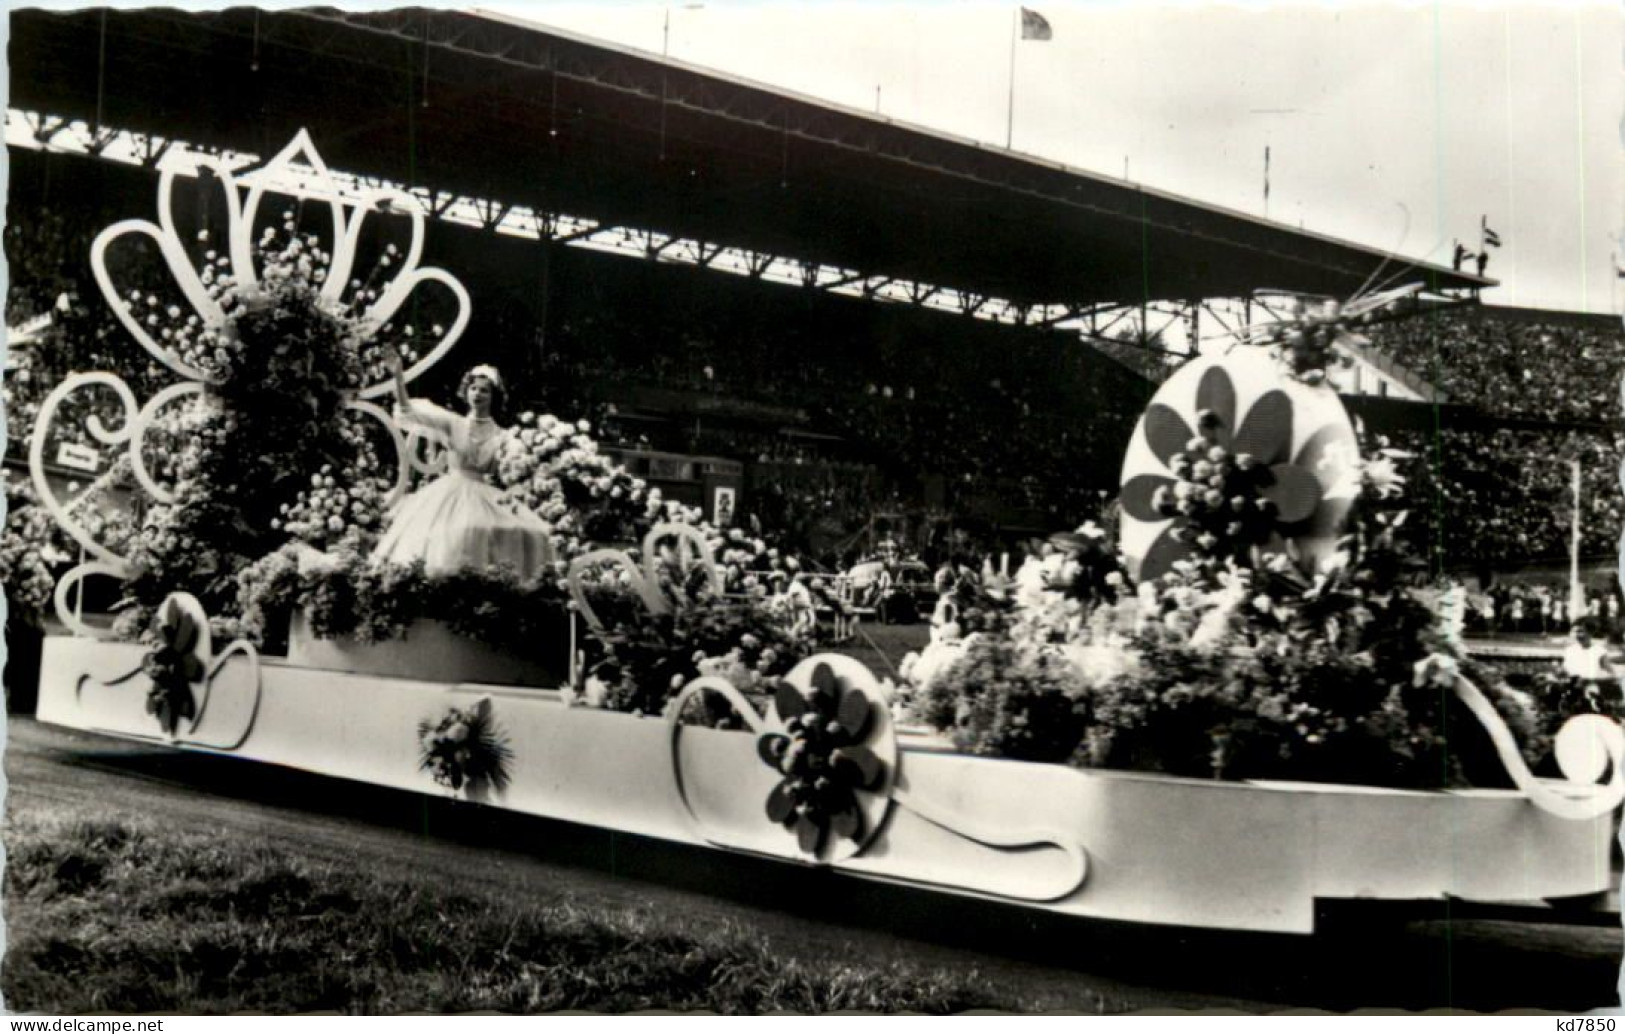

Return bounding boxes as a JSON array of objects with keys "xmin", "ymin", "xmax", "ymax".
[{"xmin": 370, "ymin": 397, "xmax": 556, "ymax": 580}]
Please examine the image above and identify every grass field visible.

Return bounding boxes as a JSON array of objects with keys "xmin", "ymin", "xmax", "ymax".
[
  {"xmin": 829, "ymin": 622, "xmax": 930, "ymax": 682},
  {"xmin": 2, "ymin": 806, "xmax": 1028, "ymax": 1015}
]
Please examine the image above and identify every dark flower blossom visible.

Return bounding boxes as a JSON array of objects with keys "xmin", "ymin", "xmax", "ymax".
[
  {"xmin": 141, "ymin": 596, "xmax": 205, "ymax": 735},
  {"xmin": 756, "ymin": 662, "xmax": 885, "ymax": 855}
]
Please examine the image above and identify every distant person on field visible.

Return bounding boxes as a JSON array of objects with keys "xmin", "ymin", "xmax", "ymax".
[{"xmin": 1562, "ymin": 625, "xmax": 1614, "ymax": 683}]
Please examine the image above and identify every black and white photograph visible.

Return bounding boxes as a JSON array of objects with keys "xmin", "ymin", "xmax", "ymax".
[{"xmin": 2, "ymin": 1, "xmax": 1622, "ymax": 1016}]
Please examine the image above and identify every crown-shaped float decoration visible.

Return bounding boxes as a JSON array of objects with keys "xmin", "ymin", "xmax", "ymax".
[{"xmin": 31, "ymin": 130, "xmax": 471, "ymax": 636}]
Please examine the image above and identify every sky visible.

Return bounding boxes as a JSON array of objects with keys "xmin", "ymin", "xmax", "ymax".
[{"xmin": 475, "ymin": 0, "xmax": 1622, "ymax": 316}]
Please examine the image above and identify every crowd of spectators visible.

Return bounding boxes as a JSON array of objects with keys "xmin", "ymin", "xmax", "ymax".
[
  {"xmin": 482, "ymin": 257, "xmax": 1147, "ymax": 556},
  {"xmin": 1365, "ymin": 309, "xmax": 1623, "ymax": 424},
  {"xmin": 1383, "ymin": 426, "xmax": 1625, "ymax": 566}
]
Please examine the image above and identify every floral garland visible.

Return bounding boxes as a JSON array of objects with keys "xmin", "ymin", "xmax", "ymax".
[
  {"xmin": 418, "ymin": 698, "xmax": 512, "ymax": 793},
  {"xmin": 231, "ymin": 542, "xmax": 572, "ymax": 663}
]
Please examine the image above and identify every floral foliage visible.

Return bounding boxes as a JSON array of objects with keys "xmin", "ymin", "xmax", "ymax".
[
  {"xmin": 495, "ymin": 413, "xmax": 678, "ymax": 558},
  {"xmin": 121, "ymin": 216, "xmax": 403, "ymax": 622},
  {"xmin": 910, "ymin": 398, "xmax": 1564, "ymax": 789},
  {"xmin": 2, "ymin": 465, "xmax": 141, "ymax": 626},
  {"xmin": 567, "ymin": 529, "xmax": 830, "ymax": 717},
  {"xmin": 418, "ymin": 698, "xmax": 512, "ymax": 793},
  {"xmin": 915, "ymin": 634, "xmax": 1092, "ymax": 764},
  {"xmin": 1528, "ymin": 668, "xmax": 1625, "ymax": 742},
  {"xmin": 757, "ymin": 663, "xmax": 886, "ymax": 854},
  {"xmin": 1081, "ymin": 580, "xmax": 1540, "ymax": 787},
  {"xmin": 231, "ymin": 543, "xmax": 571, "ymax": 666},
  {"xmin": 1, "ymin": 474, "xmax": 65, "ymax": 625},
  {"xmin": 582, "ymin": 585, "xmax": 810, "ymax": 719}
]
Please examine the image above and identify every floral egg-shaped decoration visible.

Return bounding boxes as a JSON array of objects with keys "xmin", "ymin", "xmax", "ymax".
[{"xmin": 1118, "ymin": 348, "xmax": 1361, "ymax": 584}]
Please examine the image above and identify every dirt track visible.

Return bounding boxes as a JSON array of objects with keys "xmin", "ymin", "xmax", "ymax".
[{"xmin": 6, "ymin": 717, "xmax": 1621, "ymax": 1013}]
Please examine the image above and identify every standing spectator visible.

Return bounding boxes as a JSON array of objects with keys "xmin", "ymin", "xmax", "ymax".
[{"xmin": 1563, "ymin": 626, "xmax": 1615, "ymax": 686}]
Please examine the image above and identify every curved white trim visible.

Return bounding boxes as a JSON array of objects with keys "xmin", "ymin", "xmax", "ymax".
[{"xmin": 1453, "ymin": 674, "xmax": 1625, "ymax": 820}]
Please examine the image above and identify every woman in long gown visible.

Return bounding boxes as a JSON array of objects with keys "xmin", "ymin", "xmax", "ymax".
[{"xmin": 370, "ymin": 353, "xmax": 556, "ymax": 580}]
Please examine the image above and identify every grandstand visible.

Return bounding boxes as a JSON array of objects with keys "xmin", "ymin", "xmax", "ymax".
[
  {"xmin": 1352, "ymin": 306, "xmax": 1625, "ymax": 593},
  {"xmin": 21, "ymin": 6, "xmax": 1612, "ymax": 582}
]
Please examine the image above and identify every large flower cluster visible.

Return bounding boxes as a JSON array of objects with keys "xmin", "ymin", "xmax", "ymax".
[
  {"xmin": 114, "ymin": 217, "xmax": 436, "ymax": 626},
  {"xmin": 114, "ymin": 218, "xmax": 427, "ymax": 387},
  {"xmin": 1148, "ymin": 429, "xmax": 1289, "ymax": 560},
  {"xmin": 908, "ymin": 440, "xmax": 1561, "ymax": 789},
  {"xmin": 276, "ymin": 458, "xmax": 392, "ymax": 552},
  {"xmin": 1, "ymin": 474, "xmax": 64, "ymax": 623},
  {"xmin": 496, "ymin": 412, "xmax": 678, "ymax": 557},
  {"xmin": 1250, "ymin": 300, "xmax": 1366, "ymax": 385}
]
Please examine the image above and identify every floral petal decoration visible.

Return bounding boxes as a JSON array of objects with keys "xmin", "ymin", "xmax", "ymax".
[
  {"xmin": 1193, "ymin": 366, "xmax": 1237, "ymax": 449},
  {"xmin": 140, "ymin": 594, "xmax": 213, "ymax": 736},
  {"xmin": 754, "ymin": 658, "xmax": 897, "ymax": 860},
  {"xmin": 90, "ymin": 129, "xmax": 471, "ymax": 398},
  {"xmin": 1262, "ymin": 464, "xmax": 1322, "ymax": 524},
  {"xmin": 1231, "ymin": 390, "xmax": 1293, "ymax": 466},
  {"xmin": 1118, "ymin": 349, "xmax": 1361, "ymax": 584},
  {"xmin": 1143, "ymin": 405, "xmax": 1196, "ymax": 467},
  {"xmin": 1119, "ymin": 475, "xmax": 1174, "ymax": 524}
]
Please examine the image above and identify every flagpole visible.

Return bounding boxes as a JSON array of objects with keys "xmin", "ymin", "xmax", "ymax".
[
  {"xmin": 1006, "ymin": 8, "xmax": 1018, "ymax": 149},
  {"xmin": 1263, "ymin": 145, "xmax": 1271, "ymax": 218},
  {"xmin": 1570, "ymin": 457, "xmax": 1584, "ymax": 620}
]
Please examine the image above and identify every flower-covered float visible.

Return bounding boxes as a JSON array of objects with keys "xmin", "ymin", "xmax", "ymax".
[{"xmin": 24, "ymin": 132, "xmax": 1624, "ymax": 935}]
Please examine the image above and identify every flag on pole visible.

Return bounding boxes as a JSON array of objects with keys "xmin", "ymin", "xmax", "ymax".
[
  {"xmin": 1482, "ymin": 216, "xmax": 1502, "ymax": 248},
  {"xmin": 1020, "ymin": 7, "xmax": 1053, "ymax": 40}
]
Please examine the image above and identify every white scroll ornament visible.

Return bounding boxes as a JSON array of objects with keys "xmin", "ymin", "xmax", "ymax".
[
  {"xmin": 36, "ymin": 130, "xmax": 475, "ymax": 630},
  {"xmin": 666, "ymin": 655, "xmax": 1089, "ymax": 903}
]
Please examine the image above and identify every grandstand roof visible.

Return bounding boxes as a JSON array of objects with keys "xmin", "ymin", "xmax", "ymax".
[{"xmin": 12, "ymin": 7, "xmax": 1491, "ymax": 309}]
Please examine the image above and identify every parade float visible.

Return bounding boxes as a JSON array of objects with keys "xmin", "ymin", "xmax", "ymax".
[{"xmin": 21, "ymin": 132, "xmax": 1624, "ymax": 935}]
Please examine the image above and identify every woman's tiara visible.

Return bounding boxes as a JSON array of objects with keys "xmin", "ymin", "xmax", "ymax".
[{"xmin": 465, "ymin": 364, "xmax": 505, "ymax": 392}]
